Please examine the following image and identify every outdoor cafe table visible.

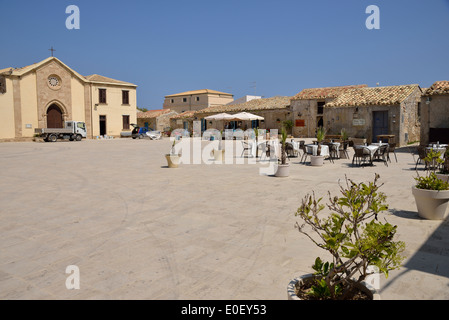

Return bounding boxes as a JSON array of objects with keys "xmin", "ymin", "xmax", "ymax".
[
  {"xmin": 306, "ymin": 144, "xmax": 329, "ymax": 157},
  {"xmin": 371, "ymin": 142, "xmax": 389, "ymax": 148},
  {"xmin": 354, "ymin": 145, "xmax": 380, "ymax": 165},
  {"xmin": 329, "ymin": 142, "xmax": 340, "ymax": 158}
]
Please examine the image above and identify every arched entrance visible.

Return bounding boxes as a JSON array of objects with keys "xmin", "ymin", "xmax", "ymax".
[{"xmin": 47, "ymin": 104, "xmax": 63, "ymax": 128}]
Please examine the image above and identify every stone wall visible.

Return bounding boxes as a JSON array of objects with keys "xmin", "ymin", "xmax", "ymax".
[
  {"xmin": 324, "ymin": 105, "xmax": 401, "ymax": 144},
  {"xmin": 420, "ymin": 94, "xmax": 449, "ymax": 145}
]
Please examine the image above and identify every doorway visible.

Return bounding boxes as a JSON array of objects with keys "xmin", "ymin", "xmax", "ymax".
[
  {"xmin": 372, "ymin": 111, "xmax": 388, "ymax": 142},
  {"xmin": 47, "ymin": 104, "xmax": 63, "ymax": 128},
  {"xmin": 99, "ymin": 115, "xmax": 107, "ymax": 136}
]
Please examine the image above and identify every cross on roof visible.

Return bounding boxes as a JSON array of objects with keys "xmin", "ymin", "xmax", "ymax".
[{"xmin": 49, "ymin": 47, "xmax": 56, "ymax": 57}]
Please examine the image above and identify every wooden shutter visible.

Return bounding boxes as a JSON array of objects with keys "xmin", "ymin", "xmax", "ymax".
[
  {"xmin": 99, "ymin": 89, "xmax": 107, "ymax": 104},
  {"xmin": 122, "ymin": 115, "xmax": 130, "ymax": 130},
  {"xmin": 122, "ymin": 90, "xmax": 129, "ymax": 104}
]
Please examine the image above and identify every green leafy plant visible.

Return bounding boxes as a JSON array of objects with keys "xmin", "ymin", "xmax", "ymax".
[
  {"xmin": 282, "ymin": 120, "xmax": 294, "ymax": 134},
  {"xmin": 415, "ymin": 173, "xmax": 449, "ymax": 190},
  {"xmin": 415, "ymin": 149, "xmax": 449, "ymax": 190},
  {"xmin": 340, "ymin": 128, "xmax": 348, "ymax": 142},
  {"xmin": 316, "ymin": 126, "xmax": 327, "ymax": 156},
  {"xmin": 294, "ymin": 174, "xmax": 406, "ymax": 300}
]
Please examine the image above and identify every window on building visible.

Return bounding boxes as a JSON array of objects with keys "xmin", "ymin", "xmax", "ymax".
[
  {"xmin": 317, "ymin": 101, "xmax": 325, "ymax": 114},
  {"xmin": 183, "ymin": 98, "xmax": 187, "ymax": 102},
  {"xmin": 99, "ymin": 89, "xmax": 107, "ymax": 104},
  {"xmin": 171, "ymin": 99, "xmax": 174, "ymax": 103},
  {"xmin": 122, "ymin": 115, "xmax": 130, "ymax": 130},
  {"xmin": 196, "ymin": 97, "xmax": 200, "ymax": 102},
  {"xmin": 122, "ymin": 90, "xmax": 129, "ymax": 105}
]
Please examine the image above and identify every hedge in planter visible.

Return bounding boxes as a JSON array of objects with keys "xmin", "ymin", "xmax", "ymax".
[
  {"xmin": 413, "ymin": 149, "xmax": 449, "ymax": 220},
  {"xmin": 293, "ymin": 174, "xmax": 406, "ymax": 300}
]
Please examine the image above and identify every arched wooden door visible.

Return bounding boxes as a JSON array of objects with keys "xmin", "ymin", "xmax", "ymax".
[{"xmin": 47, "ymin": 104, "xmax": 63, "ymax": 128}]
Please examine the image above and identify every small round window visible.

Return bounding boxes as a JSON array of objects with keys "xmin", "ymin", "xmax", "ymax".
[{"xmin": 47, "ymin": 75, "xmax": 61, "ymax": 90}]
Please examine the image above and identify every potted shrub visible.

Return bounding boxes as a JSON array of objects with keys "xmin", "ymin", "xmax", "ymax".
[
  {"xmin": 165, "ymin": 139, "xmax": 181, "ymax": 168},
  {"xmin": 275, "ymin": 126, "xmax": 290, "ymax": 177},
  {"xmin": 310, "ymin": 126, "xmax": 326, "ymax": 166},
  {"xmin": 412, "ymin": 149, "xmax": 449, "ymax": 220},
  {"xmin": 288, "ymin": 174, "xmax": 406, "ymax": 300},
  {"xmin": 436, "ymin": 148, "xmax": 449, "ymax": 183}
]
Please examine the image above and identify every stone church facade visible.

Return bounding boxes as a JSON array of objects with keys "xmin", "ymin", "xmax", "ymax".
[{"xmin": 0, "ymin": 57, "xmax": 137, "ymax": 140}]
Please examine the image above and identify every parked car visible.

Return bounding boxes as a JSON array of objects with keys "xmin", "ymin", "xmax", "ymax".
[
  {"xmin": 131, "ymin": 126, "xmax": 162, "ymax": 140},
  {"xmin": 132, "ymin": 126, "xmax": 151, "ymax": 139}
]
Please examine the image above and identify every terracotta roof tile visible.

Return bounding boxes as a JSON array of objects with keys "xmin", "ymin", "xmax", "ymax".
[
  {"xmin": 194, "ymin": 96, "xmax": 291, "ymax": 115},
  {"xmin": 137, "ymin": 109, "xmax": 174, "ymax": 119},
  {"xmin": 291, "ymin": 85, "xmax": 368, "ymax": 100},
  {"xmin": 326, "ymin": 85, "xmax": 421, "ymax": 107},
  {"xmin": 170, "ymin": 111, "xmax": 196, "ymax": 119},
  {"xmin": 423, "ymin": 81, "xmax": 449, "ymax": 96}
]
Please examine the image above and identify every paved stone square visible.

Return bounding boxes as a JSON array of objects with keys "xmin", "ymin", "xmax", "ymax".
[{"xmin": 0, "ymin": 138, "xmax": 448, "ymax": 299}]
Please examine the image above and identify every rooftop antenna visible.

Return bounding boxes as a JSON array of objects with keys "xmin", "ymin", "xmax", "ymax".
[{"xmin": 49, "ymin": 46, "xmax": 56, "ymax": 57}]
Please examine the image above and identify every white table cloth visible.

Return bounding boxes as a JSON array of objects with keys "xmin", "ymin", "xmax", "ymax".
[
  {"xmin": 355, "ymin": 145, "xmax": 379, "ymax": 158},
  {"xmin": 371, "ymin": 142, "xmax": 389, "ymax": 147},
  {"xmin": 306, "ymin": 144, "xmax": 329, "ymax": 157}
]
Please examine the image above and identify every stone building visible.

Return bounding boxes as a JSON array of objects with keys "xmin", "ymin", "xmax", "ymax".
[
  {"xmin": 325, "ymin": 84, "xmax": 422, "ymax": 146},
  {"xmin": 169, "ymin": 111, "xmax": 196, "ymax": 133},
  {"xmin": 0, "ymin": 57, "xmax": 137, "ymax": 140},
  {"xmin": 163, "ymin": 89, "xmax": 234, "ymax": 114},
  {"xmin": 290, "ymin": 85, "xmax": 367, "ymax": 138},
  {"xmin": 137, "ymin": 109, "xmax": 177, "ymax": 132},
  {"xmin": 194, "ymin": 96, "xmax": 292, "ymax": 132},
  {"xmin": 420, "ymin": 81, "xmax": 449, "ymax": 144}
]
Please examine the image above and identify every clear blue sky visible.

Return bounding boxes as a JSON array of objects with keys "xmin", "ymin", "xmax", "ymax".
[{"xmin": 1, "ymin": 0, "xmax": 449, "ymax": 110}]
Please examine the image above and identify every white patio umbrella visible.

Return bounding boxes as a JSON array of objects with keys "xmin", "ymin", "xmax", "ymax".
[
  {"xmin": 204, "ymin": 113, "xmax": 234, "ymax": 120},
  {"xmin": 229, "ymin": 112, "xmax": 264, "ymax": 121}
]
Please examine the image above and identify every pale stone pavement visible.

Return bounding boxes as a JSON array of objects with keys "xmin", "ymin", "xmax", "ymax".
[{"xmin": 0, "ymin": 138, "xmax": 448, "ymax": 300}]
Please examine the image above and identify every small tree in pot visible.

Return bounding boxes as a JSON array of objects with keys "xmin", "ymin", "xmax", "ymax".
[
  {"xmin": 165, "ymin": 138, "xmax": 181, "ymax": 168},
  {"xmin": 316, "ymin": 126, "xmax": 326, "ymax": 155},
  {"xmin": 291, "ymin": 174, "xmax": 406, "ymax": 300},
  {"xmin": 413, "ymin": 149, "xmax": 449, "ymax": 219},
  {"xmin": 310, "ymin": 126, "xmax": 327, "ymax": 166},
  {"xmin": 275, "ymin": 126, "xmax": 290, "ymax": 177}
]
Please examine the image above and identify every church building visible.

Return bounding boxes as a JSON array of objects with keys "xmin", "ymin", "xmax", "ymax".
[{"xmin": 0, "ymin": 57, "xmax": 137, "ymax": 140}]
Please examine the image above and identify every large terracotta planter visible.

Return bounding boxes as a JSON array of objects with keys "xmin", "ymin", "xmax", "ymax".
[
  {"xmin": 287, "ymin": 274, "xmax": 380, "ymax": 300},
  {"xmin": 412, "ymin": 186, "xmax": 449, "ymax": 220},
  {"xmin": 165, "ymin": 154, "xmax": 180, "ymax": 168},
  {"xmin": 310, "ymin": 155, "xmax": 325, "ymax": 166},
  {"xmin": 275, "ymin": 163, "xmax": 290, "ymax": 177}
]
